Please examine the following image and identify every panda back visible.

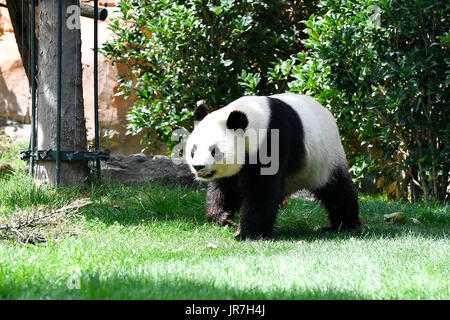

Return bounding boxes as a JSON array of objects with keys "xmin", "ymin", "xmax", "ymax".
[{"xmin": 270, "ymin": 93, "xmax": 347, "ymax": 190}]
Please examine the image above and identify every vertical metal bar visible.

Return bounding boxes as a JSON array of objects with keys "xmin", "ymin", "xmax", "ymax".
[
  {"xmin": 94, "ymin": 0, "xmax": 101, "ymax": 178},
  {"xmin": 29, "ymin": 0, "xmax": 36, "ymax": 176},
  {"xmin": 56, "ymin": 0, "xmax": 63, "ymax": 186}
]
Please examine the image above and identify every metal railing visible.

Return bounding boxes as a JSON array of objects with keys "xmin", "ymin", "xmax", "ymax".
[{"xmin": 21, "ymin": 0, "xmax": 110, "ymax": 186}]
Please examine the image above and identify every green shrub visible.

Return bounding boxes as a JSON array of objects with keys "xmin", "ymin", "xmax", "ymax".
[
  {"xmin": 103, "ymin": 0, "xmax": 318, "ymax": 149},
  {"xmin": 269, "ymin": 0, "xmax": 449, "ymax": 202}
]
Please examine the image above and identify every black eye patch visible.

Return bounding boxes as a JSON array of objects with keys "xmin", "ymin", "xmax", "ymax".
[
  {"xmin": 209, "ymin": 145, "xmax": 223, "ymax": 161},
  {"xmin": 191, "ymin": 144, "xmax": 197, "ymax": 158}
]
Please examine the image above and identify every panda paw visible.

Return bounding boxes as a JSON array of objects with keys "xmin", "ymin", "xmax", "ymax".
[
  {"xmin": 234, "ymin": 230, "xmax": 268, "ymax": 240},
  {"xmin": 320, "ymin": 220, "xmax": 362, "ymax": 232},
  {"xmin": 221, "ymin": 218, "xmax": 238, "ymax": 228},
  {"xmin": 235, "ymin": 231, "xmax": 254, "ymax": 240}
]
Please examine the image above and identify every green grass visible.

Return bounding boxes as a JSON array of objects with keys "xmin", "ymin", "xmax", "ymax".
[{"xmin": 0, "ymin": 142, "xmax": 449, "ymax": 299}]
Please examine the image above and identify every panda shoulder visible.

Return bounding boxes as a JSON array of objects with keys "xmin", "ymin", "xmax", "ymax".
[{"xmin": 221, "ymin": 96, "xmax": 271, "ymax": 129}]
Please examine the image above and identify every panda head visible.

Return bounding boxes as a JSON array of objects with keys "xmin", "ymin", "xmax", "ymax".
[{"xmin": 185, "ymin": 104, "xmax": 249, "ymax": 181}]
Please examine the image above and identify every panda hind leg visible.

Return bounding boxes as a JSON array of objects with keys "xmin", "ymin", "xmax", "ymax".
[
  {"xmin": 313, "ymin": 166, "xmax": 361, "ymax": 231},
  {"xmin": 205, "ymin": 176, "xmax": 242, "ymax": 227}
]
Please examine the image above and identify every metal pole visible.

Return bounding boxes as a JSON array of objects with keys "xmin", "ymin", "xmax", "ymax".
[
  {"xmin": 94, "ymin": 0, "xmax": 101, "ymax": 178},
  {"xmin": 29, "ymin": 0, "xmax": 36, "ymax": 176},
  {"xmin": 56, "ymin": 0, "xmax": 63, "ymax": 186}
]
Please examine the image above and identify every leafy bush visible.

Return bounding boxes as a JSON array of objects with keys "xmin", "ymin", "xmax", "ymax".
[
  {"xmin": 103, "ymin": 0, "xmax": 318, "ymax": 149},
  {"xmin": 269, "ymin": 0, "xmax": 449, "ymax": 201},
  {"xmin": 104, "ymin": 0, "xmax": 448, "ymax": 202}
]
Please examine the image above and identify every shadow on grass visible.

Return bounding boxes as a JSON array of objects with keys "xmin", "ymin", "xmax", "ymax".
[
  {"xmin": 0, "ymin": 272, "xmax": 370, "ymax": 300},
  {"xmin": 80, "ymin": 182, "xmax": 207, "ymax": 226},
  {"xmin": 273, "ymin": 195, "xmax": 449, "ymax": 242},
  {"xmin": 79, "ymin": 182, "xmax": 449, "ymax": 242},
  {"xmin": 272, "ymin": 221, "xmax": 449, "ymax": 242}
]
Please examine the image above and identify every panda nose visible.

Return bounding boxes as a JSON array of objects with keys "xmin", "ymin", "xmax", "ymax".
[{"xmin": 193, "ymin": 165, "xmax": 206, "ymax": 172}]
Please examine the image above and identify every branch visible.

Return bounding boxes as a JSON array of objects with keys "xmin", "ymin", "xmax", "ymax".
[
  {"xmin": 0, "ymin": 199, "xmax": 92, "ymax": 244},
  {"xmin": 80, "ymin": 3, "xmax": 109, "ymax": 21},
  {"xmin": 0, "ymin": 2, "xmax": 108, "ymax": 21},
  {"xmin": 0, "ymin": 199, "xmax": 92, "ymax": 231}
]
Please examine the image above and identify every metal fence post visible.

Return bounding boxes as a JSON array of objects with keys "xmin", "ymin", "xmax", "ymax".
[
  {"xmin": 56, "ymin": 0, "xmax": 63, "ymax": 187},
  {"xmin": 29, "ymin": 0, "xmax": 37, "ymax": 176},
  {"xmin": 94, "ymin": 0, "xmax": 101, "ymax": 179}
]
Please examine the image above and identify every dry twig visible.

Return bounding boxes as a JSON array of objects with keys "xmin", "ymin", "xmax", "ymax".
[{"xmin": 0, "ymin": 198, "xmax": 92, "ymax": 244}]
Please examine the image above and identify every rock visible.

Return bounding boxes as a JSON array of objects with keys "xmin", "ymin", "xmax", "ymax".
[
  {"xmin": 100, "ymin": 154, "xmax": 200, "ymax": 188},
  {"xmin": 0, "ymin": 26, "xmax": 31, "ymax": 124},
  {"xmin": 80, "ymin": 13, "xmax": 146, "ymax": 155},
  {"xmin": 3, "ymin": 121, "xmax": 30, "ymax": 142},
  {"xmin": 0, "ymin": 162, "xmax": 13, "ymax": 177}
]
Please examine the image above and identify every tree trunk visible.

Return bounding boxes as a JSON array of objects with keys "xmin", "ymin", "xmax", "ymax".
[
  {"xmin": 34, "ymin": 0, "xmax": 88, "ymax": 186},
  {"xmin": 5, "ymin": 0, "xmax": 37, "ymax": 86}
]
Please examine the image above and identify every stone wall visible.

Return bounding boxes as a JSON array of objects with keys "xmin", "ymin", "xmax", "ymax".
[
  {"xmin": 0, "ymin": 5, "xmax": 30, "ymax": 125},
  {"xmin": 0, "ymin": 0, "xmax": 148, "ymax": 155}
]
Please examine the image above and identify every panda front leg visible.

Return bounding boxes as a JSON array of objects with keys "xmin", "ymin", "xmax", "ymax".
[
  {"xmin": 205, "ymin": 176, "xmax": 242, "ymax": 227},
  {"xmin": 313, "ymin": 166, "xmax": 361, "ymax": 230},
  {"xmin": 236, "ymin": 173, "xmax": 285, "ymax": 239}
]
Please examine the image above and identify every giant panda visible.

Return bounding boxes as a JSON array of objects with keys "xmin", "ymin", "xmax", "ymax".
[{"xmin": 185, "ymin": 93, "xmax": 361, "ymax": 239}]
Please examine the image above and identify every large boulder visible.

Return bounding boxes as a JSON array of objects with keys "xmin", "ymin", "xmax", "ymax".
[
  {"xmin": 100, "ymin": 154, "xmax": 200, "ymax": 188},
  {"xmin": 0, "ymin": 12, "xmax": 30, "ymax": 125}
]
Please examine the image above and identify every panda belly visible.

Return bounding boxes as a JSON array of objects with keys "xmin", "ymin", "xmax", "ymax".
[
  {"xmin": 283, "ymin": 144, "xmax": 334, "ymax": 195},
  {"xmin": 283, "ymin": 162, "xmax": 332, "ymax": 195},
  {"xmin": 283, "ymin": 132, "xmax": 338, "ymax": 194},
  {"xmin": 284, "ymin": 170, "xmax": 314, "ymax": 195}
]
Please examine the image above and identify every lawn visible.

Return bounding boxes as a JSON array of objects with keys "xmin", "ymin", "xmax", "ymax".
[{"xmin": 0, "ymin": 141, "xmax": 449, "ymax": 300}]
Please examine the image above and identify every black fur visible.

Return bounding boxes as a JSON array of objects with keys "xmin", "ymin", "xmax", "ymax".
[
  {"xmin": 195, "ymin": 104, "xmax": 209, "ymax": 121},
  {"xmin": 313, "ymin": 166, "xmax": 361, "ymax": 230},
  {"xmin": 267, "ymin": 98, "xmax": 305, "ymax": 176},
  {"xmin": 235, "ymin": 97, "xmax": 305, "ymax": 238},
  {"xmin": 226, "ymin": 110, "xmax": 249, "ymax": 130},
  {"xmin": 205, "ymin": 175, "xmax": 242, "ymax": 227},
  {"xmin": 236, "ymin": 166, "xmax": 285, "ymax": 238}
]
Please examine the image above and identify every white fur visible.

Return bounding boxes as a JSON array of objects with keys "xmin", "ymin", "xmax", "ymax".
[{"xmin": 185, "ymin": 96, "xmax": 271, "ymax": 181}]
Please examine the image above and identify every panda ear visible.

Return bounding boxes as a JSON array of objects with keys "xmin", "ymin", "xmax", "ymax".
[
  {"xmin": 194, "ymin": 104, "xmax": 209, "ymax": 121},
  {"xmin": 226, "ymin": 110, "xmax": 248, "ymax": 131}
]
